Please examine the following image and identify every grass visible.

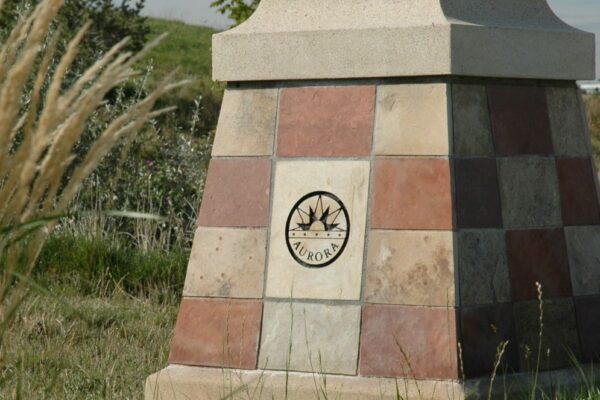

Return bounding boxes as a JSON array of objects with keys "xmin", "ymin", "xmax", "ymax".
[{"xmin": 0, "ymin": 284, "xmax": 178, "ymax": 399}]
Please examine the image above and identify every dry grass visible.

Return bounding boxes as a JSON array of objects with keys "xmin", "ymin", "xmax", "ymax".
[{"xmin": 0, "ymin": 0, "xmax": 183, "ymax": 355}]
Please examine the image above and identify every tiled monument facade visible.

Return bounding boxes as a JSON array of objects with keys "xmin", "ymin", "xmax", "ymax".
[{"xmin": 168, "ymin": 79, "xmax": 600, "ymax": 381}]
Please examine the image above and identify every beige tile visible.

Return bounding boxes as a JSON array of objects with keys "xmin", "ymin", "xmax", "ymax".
[
  {"xmin": 258, "ymin": 302, "xmax": 361, "ymax": 375},
  {"xmin": 374, "ymin": 84, "xmax": 450, "ymax": 155},
  {"xmin": 266, "ymin": 161, "xmax": 369, "ymax": 300},
  {"xmin": 183, "ymin": 228, "xmax": 267, "ymax": 298},
  {"xmin": 365, "ymin": 230, "xmax": 456, "ymax": 306},
  {"xmin": 565, "ymin": 226, "xmax": 600, "ymax": 296},
  {"xmin": 546, "ymin": 87, "xmax": 589, "ymax": 157},
  {"xmin": 212, "ymin": 88, "xmax": 278, "ymax": 156}
]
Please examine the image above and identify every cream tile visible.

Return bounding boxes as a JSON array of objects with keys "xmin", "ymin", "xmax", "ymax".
[
  {"xmin": 258, "ymin": 302, "xmax": 361, "ymax": 375},
  {"xmin": 365, "ymin": 230, "xmax": 456, "ymax": 306},
  {"xmin": 374, "ymin": 84, "xmax": 450, "ymax": 155},
  {"xmin": 183, "ymin": 227, "xmax": 267, "ymax": 298},
  {"xmin": 212, "ymin": 88, "xmax": 278, "ymax": 156},
  {"xmin": 266, "ymin": 161, "xmax": 370, "ymax": 300}
]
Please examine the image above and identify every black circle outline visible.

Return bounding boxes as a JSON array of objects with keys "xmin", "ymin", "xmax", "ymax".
[{"xmin": 285, "ymin": 191, "xmax": 350, "ymax": 269}]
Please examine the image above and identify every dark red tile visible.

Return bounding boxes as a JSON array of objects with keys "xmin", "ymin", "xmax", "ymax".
[
  {"xmin": 454, "ymin": 158, "xmax": 502, "ymax": 228},
  {"xmin": 371, "ymin": 158, "xmax": 453, "ymax": 230},
  {"xmin": 506, "ymin": 229, "xmax": 572, "ymax": 301},
  {"xmin": 488, "ymin": 85, "xmax": 553, "ymax": 156},
  {"xmin": 359, "ymin": 304, "xmax": 459, "ymax": 380},
  {"xmin": 557, "ymin": 158, "xmax": 600, "ymax": 226},
  {"xmin": 169, "ymin": 298, "xmax": 263, "ymax": 369},
  {"xmin": 277, "ymin": 85, "xmax": 375, "ymax": 157},
  {"xmin": 460, "ymin": 305, "xmax": 519, "ymax": 378},
  {"xmin": 574, "ymin": 296, "xmax": 600, "ymax": 361},
  {"xmin": 198, "ymin": 158, "xmax": 271, "ymax": 227}
]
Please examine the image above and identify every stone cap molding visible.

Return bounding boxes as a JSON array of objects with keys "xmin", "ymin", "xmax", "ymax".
[{"xmin": 212, "ymin": 0, "xmax": 596, "ymax": 82}]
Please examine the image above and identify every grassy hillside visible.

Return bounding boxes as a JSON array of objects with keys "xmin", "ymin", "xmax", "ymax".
[
  {"xmin": 145, "ymin": 18, "xmax": 216, "ymax": 82},
  {"xmin": 142, "ymin": 18, "xmax": 224, "ymax": 139}
]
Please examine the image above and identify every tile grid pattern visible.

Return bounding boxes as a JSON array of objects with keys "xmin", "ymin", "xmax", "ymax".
[{"xmin": 169, "ymin": 79, "xmax": 600, "ymax": 381}]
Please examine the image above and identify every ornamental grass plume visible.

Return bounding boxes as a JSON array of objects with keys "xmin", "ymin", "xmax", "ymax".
[{"xmin": 0, "ymin": 0, "xmax": 185, "ymax": 350}]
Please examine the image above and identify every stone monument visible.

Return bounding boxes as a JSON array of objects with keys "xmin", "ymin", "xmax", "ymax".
[{"xmin": 146, "ymin": 1, "xmax": 599, "ymax": 398}]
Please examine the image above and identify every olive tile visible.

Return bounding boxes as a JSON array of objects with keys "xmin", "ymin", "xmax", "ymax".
[
  {"xmin": 497, "ymin": 157, "xmax": 561, "ymax": 229},
  {"xmin": 565, "ymin": 226, "xmax": 600, "ymax": 296},
  {"xmin": 452, "ymin": 84, "xmax": 494, "ymax": 157},
  {"xmin": 458, "ymin": 230, "xmax": 511, "ymax": 306}
]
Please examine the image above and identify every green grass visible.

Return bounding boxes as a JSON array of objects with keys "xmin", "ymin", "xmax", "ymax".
[
  {"xmin": 0, "ymin": 285, "xmax": 177, "ymax": 399},
  {"xmin": 144, "ymin": 18, "xmax": 217, "ymax": 83}
]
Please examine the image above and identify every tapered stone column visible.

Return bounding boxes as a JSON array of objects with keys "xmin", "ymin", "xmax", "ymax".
[{"xmin": 146, "ymin": 1, "xmax": 599, "ymax": 399}]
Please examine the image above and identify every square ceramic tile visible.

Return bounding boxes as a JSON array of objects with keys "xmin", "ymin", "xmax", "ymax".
[
  {"xmin": 514, "ymin": 299, "xmax": 581, "ymax": 371},
  {"xmin": 371, "ymin": 158, "xmax": 453, "ymax": 230},
  {"xmin": 565, "ymin": 226, "xmax": 600, "ymax": 296},
  {"xmin": 458, "ymin": 230, "xmax": 511, "ymax": 306},
  {"xmin": 452, "ymin": 84, "xmax": 494, "ymax": 157},
  {"xmin": 454, "ymin": 158, "xmax": 502, "ymax": 228},
  {"xmin": 359, "ymin": 304, "xmax": 459, "ymax": 380},
  {"xmin": 365, "ymin": 230, "xmax": 455, "ymax": 306},
  {"xmin": 546, "ymin": 86, "xmax": 589, "ymax": 157},
  {"xmin": 277, "ymin": 85, "xmax": 375, "ymax": 157},
  {"xmin": 506, "ymin": 229, "xmax": 571, "ymax": 301},
  {"xmin": 574, "ymin": 296, "xmax": 600, "ymax": 361},
  {"xmin": 258, "ymin": 302, "xmax": 361, "ymax": 375},
  {"xmin": 198, "ymin": 158, "xmax": 271, "ymax": 228},
  {"xmin": 266, "ymin": 161, "xmax": 369, "ymax": 300},
  {"xmin": 212, "ymin": 88, "xmax": 278, "ymax": 156},
  {"xmin": 183, "ymin": 227, "xmax": 267, "ymax": 299},
  {"xmin": 374, "ymin": 84, "xmax": 450, "ymax": 155},
  {"xmin": 557, "ymin": 158, "xmax": 600, "ymax": 226},
  {"xmin": 460, "ymin": 305, "xmax": 519, "ymax": 378},
  {"xmin": 497, "ymin": 157, "xmax": 562, "ymax": 229},
  {"xmin": 487, "ymin": 85, "xmax": 553, "ymax": 156},
  {"xmin": 169, "ymin": 298, "xmax": 263, "ymax": 369}
]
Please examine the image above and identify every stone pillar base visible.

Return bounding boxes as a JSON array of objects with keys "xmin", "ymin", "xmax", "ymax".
[{"xmin": 145, "ymin": 365, "xmax": 598, "ymax": 400}]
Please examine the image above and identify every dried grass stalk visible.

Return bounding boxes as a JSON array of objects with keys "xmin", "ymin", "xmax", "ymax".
[{"xmin": 0, "ymin": 0, "xmax": 185, "ymax": 347}]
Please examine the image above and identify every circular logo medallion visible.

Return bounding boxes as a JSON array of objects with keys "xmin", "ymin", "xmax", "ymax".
[{"xmin": 285, "ymin": 191, "xmax": 350, "ymax": 268}]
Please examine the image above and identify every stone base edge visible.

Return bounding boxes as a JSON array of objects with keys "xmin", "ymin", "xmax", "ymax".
[{"xmin": 145, "ymin": 365, "xmax": 599, "ymax": 400}]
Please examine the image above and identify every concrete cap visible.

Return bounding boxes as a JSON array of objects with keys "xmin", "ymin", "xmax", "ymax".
[{"xmin": 212, "ymin": 0, "xmax": 596, "ymax": 82}]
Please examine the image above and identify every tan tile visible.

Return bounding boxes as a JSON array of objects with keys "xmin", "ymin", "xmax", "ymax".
[
  {"xmin": 266, "ymin": 161, "xmax": 369, "ymax": 300},
  {"xmin": 365, "ymin": 230, "xmax": 455, "ymax": 306},
  {"xmin": 258, "ymin": 302, "xmax": 361, "ymax": 375},
  {"xmin": 212, "ymin": 88, "xmax": 278, "ymax": 156},
  {"xmin": 183, "ymin": 228, "xmax": 267, "ymax": 299},
  {"xmin": 374, "ymin": 84, "xmax": 450, "ymax": 155},
  {"xmin": 565, "ymin": 226, "xmax": 600, "ymax": 296},
  {"xmin": 546, "ymin": 86, "xmax": 589, "ymax": 157}
]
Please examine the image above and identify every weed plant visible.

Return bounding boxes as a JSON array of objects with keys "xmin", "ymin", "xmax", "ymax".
[{"xmin": 0, "ymin": 0, "xmax": 182, "ymax": 395}]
